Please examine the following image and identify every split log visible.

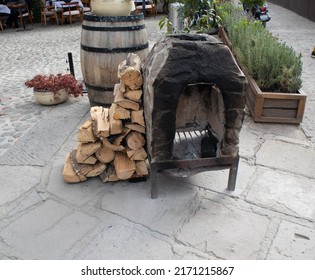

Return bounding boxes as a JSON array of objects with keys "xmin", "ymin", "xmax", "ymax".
[
  {"xmin": 126, "ymin": 147, "xmax": 148, "ymax": 161},
  {"xmin": 85, "ymin": 161, "xmax": 107, "ymax": 177},
  {"xmin": 131, "ymin": 109, "xmax": 145, "ymax": 127},
  {"xmin": 63, "ymin": 153, "xmax": 87, "ymax": 183},
  {"xmin": 95, "ymin": 144, "xmax": 115, "ymax": 163},
  {"xmin": 76, "ymin": 141, "xmax": 101, "ymax": 163},
  {"xmin": 80, "ymin": 154, "xmax": 98, "ymax": 165},
  {"xmin": 99, "ymin": 164, "xmax": 120, "ymax": 182},
  {"xmin": 102, "ymin": 137, "xmax": 125, "ymax": 152},
  {"xmin": 120, "ymin": 70, "xmax": 142, "ymax": 91},
  {"xmin": 125, "ymin": 123, "xmax": 145, "ymax": 134},
  {"xmin": 112, "ymin": 127, "xmax": 131, "ymax": 146},
  {"xmin": 126, "ymin": 131, "xmax": 146, "ymax": 150},
  {"xmin": 63, "ymin": 53, "xmax": 149, "ymax": 185},
  {"xmin": 135, "ymin": 160, "xmax": 149, "ymax": 176},
  {"xmin": 117, "ymin": 53, "xmax": 143, "ymax": 90},
  {"xmin": 124, "ymin": 89, "xmax": 143, "ymax": 102},
  {"xmin": 114, "ymin": 152, "xmax": 136, "ymax": 180},
  {"xmin": 109, "ymin": 103, "xmax": 130, "ymax": 120},
  {"xmin": 70, "ymin": 150, "xmax": 94, "ymax": 177},
  {"xmin": 119, "ymin": 82, "xmax": 126, "ymax": 93},
  {"xmin": 108, "ymin": 104, "xmax": 123, "ymax": 135},
  {"xmin": 113, "ymin": 84, "xmax": 140, "ymax": 111},
  {"xmin": 77, "ymin": 119, "xmax": 97, "ymax": 143},
  {"xmin": 90, "ymin": 106, "xmax": 110, "ymax": 138}
]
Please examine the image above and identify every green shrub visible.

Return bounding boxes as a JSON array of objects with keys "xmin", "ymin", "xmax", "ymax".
[
  {"xmin": 240, "ymin": 0, "xmax": 265, "ymax": 9},
  {"xmin": 159, "ymin": 0, "xmax": 222, "ymax": 34},
  {"xmin": 216, "ymin": 2, "xmax": 302, "ymax": 93}
]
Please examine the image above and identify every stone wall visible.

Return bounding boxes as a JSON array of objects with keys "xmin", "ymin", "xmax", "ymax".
[{"xmin": 269, "ymin": 0, "xmax": 315, "ymax": 22}]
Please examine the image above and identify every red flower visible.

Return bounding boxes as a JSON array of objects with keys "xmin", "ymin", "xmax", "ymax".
[{"xmin": 25, "ymin": 74, "xmax": 83, "ymax": 98}]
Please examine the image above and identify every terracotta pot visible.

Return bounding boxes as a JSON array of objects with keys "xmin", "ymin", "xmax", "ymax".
[
  {"xmin": 34, "ymin": 88, "xmax": 69, "ymax": 105},
  {"xmin": 90, "ymin": 0, "xmax": 133, "ymax": 16}
]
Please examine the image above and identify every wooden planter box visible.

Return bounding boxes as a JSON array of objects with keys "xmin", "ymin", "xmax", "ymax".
[
  {"xmin": 219, "ymin": 27, "xmax": 307, "ymax": 124},
  {"xmin": 246, "ymin": 75, "xmax": 306, "ymax": 123}
]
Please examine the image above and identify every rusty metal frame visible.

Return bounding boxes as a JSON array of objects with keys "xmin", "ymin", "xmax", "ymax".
[{"xmin": 149, "ymin": 154, "xmax": 239, "ymax": 199}]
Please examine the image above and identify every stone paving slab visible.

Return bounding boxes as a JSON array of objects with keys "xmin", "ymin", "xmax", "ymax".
[
  {"xmin": 71, "ymin": 223, "xmax": 177, "ymax": 260},
  {"xmin": 178, "ymin": 159, "xmax": 256, "ymax": 198},
  {"xmin": 267, "ymin": 220, "xmax": 315, "ymax": 260},
  {"xmin": 0, "ymin": 199, "xmax": 99, "ymax": 259},
  {"xmin": 98, "ymin": 176, "xmax": 199, "ymax": 236},
  {"xmin": 0, "ymin": 166, "xmax": 42, "ymax": 206},
  {"xmin": 246, "ymin": 167, "xmax": 315, "ymax": 221},
  {"xmin": 47, "ymin": 155, "xmax": 106, "ymax": 207},
  {"xmin": 63, "ymin": 210, "xmax": 218, "ymax": 260},
  {"xmin": 0, "ymin": 189, "xmax": 43, "ymax": 221},
  {"xmin": 177, "ymin": 197, "xmax": 271, "ymax": 259},
  {"xmin": 256, "ymin": 139, "xmax": 315, "ymax": 178}
]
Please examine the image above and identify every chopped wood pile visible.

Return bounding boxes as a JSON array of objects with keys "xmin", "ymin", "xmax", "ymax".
[{"xmin": 63, "ymin": 53, "xmax": 149, "ymax": 183}]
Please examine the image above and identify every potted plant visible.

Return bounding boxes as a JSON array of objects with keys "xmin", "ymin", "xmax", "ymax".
[
  {"xmin": 216, "ymin": 1, "xmax": 306, "ymax": 124},
  {"xmin": 25, "ymin": 73, "xmax": 83, "ymax": 105},
  {"xmin": 159, "ymin": 0, "xmax": 222, "ymax": 34}
]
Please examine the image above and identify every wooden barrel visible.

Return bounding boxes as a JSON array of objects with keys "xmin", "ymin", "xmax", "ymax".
[{"xmin": 80, "ymin": 12, "xmax": 149, "ymax": 106}]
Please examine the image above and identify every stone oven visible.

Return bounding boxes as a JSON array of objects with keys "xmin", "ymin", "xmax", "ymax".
[{"xmin": 142, "ymin": 34, "xmax": 247, "ymax": 198}]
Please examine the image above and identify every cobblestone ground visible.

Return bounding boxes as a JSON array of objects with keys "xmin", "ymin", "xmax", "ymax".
[{"xmin": 0, "ymin": 16, "xmax": 166, "ymax": 156}]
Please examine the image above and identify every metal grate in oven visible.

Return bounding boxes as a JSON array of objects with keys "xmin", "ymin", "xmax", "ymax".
[{"xmin": 172, "ymin": 129, "xmax": 208, "ymax": 160}]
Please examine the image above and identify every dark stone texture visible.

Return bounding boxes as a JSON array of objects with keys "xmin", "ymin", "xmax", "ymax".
[
  {"xmin": 222, "ymin": 91, "xmax": 247, "ymax": 109},
  {"xmin": 225, "ymin": 109, "xmax": 245, "ymax": 130}
]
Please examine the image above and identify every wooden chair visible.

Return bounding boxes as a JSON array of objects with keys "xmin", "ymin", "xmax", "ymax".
[
  {"xmin": 61, "ymin": 2, "xmax": 82, "ymax": 26},
  {"xmin": 0, "ymin": 13, "xmax": 10, "ymax": 30},
  {"xmin": 0, "ymin": 15, "xmax": 6, "ymax": 31},
  {"xmin": 81, "ymin": 0, "xmax": 91, "ymax": 13},
  {"xmin": 17, "ymin": 3, "xmax": 33, "ymax": 29},
  {"xmin": 41, "ymin": 5, "xmax": 58, "ymax": 25},
  {"xmin": 135, "ymin": 0, "xmax": 157, "ymax": 17}
]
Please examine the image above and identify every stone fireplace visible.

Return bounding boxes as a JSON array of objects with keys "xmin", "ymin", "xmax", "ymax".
[{"xmin": 142, "ymin": 34, "xmax": 247, "ymax": 198}]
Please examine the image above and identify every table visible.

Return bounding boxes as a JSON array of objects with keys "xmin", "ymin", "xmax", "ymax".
[
  {"xmin": 0, "ymin": 4, "xmax": 10, "ymax": 30},
  {"xmin": 0, "ymin": 4, "xmax": 11, "ymax": 15},
  {"xmin": 53, "ymin": 0, "xmax": 83, "ymax": 10},
  {"xmin": 46, "ymin": 0, "xmax": 83, "ymax": 25}
]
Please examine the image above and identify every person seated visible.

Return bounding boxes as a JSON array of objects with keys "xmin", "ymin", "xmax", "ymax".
[{"xmin": 6, "ymin": 0, "xmax": 26, "ymax": 28}]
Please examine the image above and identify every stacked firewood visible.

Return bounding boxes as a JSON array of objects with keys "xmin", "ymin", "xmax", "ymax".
[{"xmin": 63, "ymin": 53, "xmax": 148, "ymax": 183}]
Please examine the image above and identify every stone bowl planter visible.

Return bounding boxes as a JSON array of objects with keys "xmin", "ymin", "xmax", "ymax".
[
  {"xmin": 34, "ymin": 88, "xmax": 69, "ymax": 105},
  {"xmin": 90, "ymin": 0, "xmax": 133, "ymax": 16}
]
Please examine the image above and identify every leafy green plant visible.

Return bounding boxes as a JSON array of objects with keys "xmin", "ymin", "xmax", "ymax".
[
  {"xmin": 158, "ymin": 0, "xmax": 221, "ymax": 34},
  {"xmin": 158, "ymin": 16, "xmax": 175, "ymax": 34},
  {"xmin": 240, "ymin": 0, "xmax": 265, "ymax": 10},
  {"xmin": 217, "ymin": 2, "xmax": 302, "ymax": 93}
]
